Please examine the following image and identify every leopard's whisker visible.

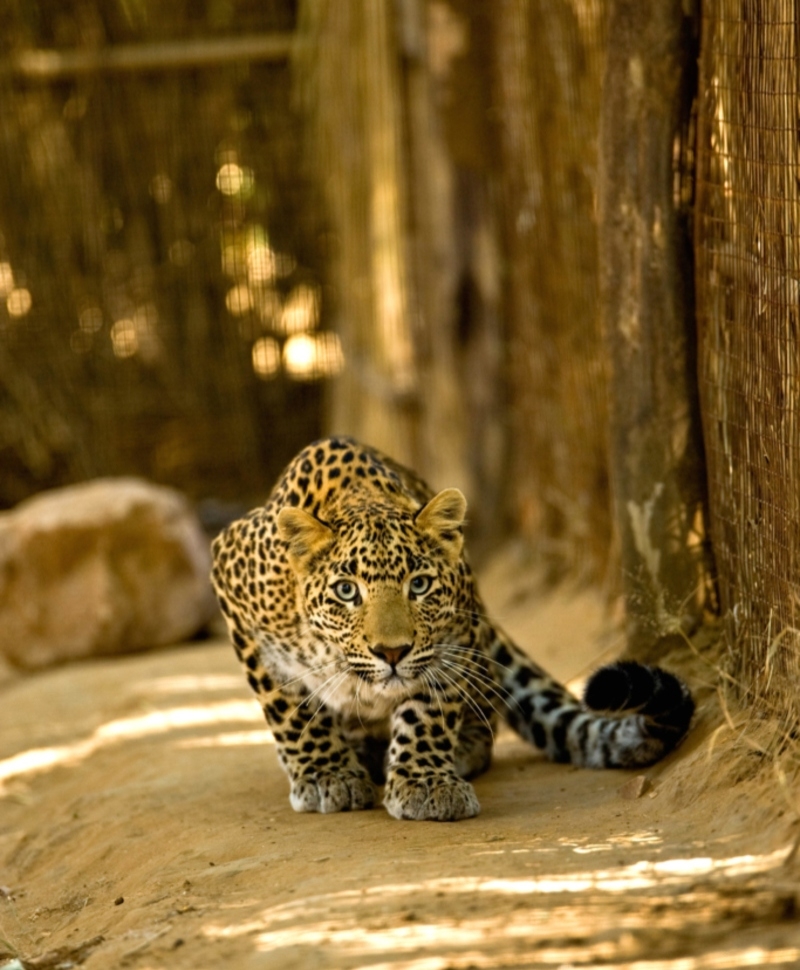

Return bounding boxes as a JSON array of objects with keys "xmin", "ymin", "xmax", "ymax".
[
  {"xmin": 297, "ymin": 669, "xmax": 353, "ymax": 740},
  {"xmin": 421, "ymin": 668, "xmax": 446, "ymax": 724},
  {"xmin": 443, "ymin": 639, "xmax": 548, "ymax": 684},
  {"xmin": 288, "ymin": 667, "xmax": 343, "ymax": 721},
  {"xmin": 438, "ymin": 663, "xmax": 507, "ymax": 730},
  {"xmin": 436, "ymin": 648, "xmax": 522, "ymax": 707},
  {"xmin": 257, "ymin": 659, "xmax": 341, "ymax": 704},
  {"xmin": 437, "ymin": 657, "xmax": 515, "ymax": 723},
  {"xmin": 432, "ymin": 664, "xmax": 496, "ymax": 739}
]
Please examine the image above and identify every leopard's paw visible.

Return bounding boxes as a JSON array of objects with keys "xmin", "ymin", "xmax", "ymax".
[
  {"xmin": 289, "ymin": 769, "xmax": 377, "ymax": 814},
  {"xmin": 383, "ymin": 773, "xmax": 480, "ymax": 821}
]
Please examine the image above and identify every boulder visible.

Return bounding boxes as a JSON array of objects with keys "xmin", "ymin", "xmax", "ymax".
[{"xmin": 0, "ymin": 478, "xmax": 217, "ymax": 670}]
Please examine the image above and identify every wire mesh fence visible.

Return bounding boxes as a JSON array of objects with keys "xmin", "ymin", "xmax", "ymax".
[
  {"xmin": 0, "ymin": 1, "xmax": 331, "ymax": 512},
  {"xmin": 695, "ymin": 0, "xmax": 800, "ymax": 715}
]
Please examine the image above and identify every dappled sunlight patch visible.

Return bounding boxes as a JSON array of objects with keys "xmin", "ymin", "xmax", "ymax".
[
  {"xmin": 472, "ymin": 830, "xmax": 667, "ymax": 860},
  {"xmin": 142, "ymin": 674, "xmax": 245, "ymax": 694},
  {"xmin": 355, "ymin": 946, "xmax": 800, "ymax": 970},
  {"xmin": 94, "ymin": 701, "xmax": 259, "ymax": 742},
  {"xmin": 612, "ymin": 949, "xmax": 800, "ymax": 970},
  {"xmin": 201, "ymin": 845, "xmax": 798, "ymax": 967},
  {"xmin": 0, "ymin": 700, "xmax": 262, "ymax": 792},
  {"xmin": 177, "ymin": 729, "xmax": 273, "ymax": 748},
  {"xmin": 569, "ymin": 830, "xmax": 665, "ymax": 851}
]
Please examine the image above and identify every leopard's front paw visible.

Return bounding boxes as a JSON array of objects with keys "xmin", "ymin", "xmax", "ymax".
[
  {"xmin": 289, "ymin": 769, "xmax": 377, "ymax": 814},
  {"xmin": 383, "ymin": 773, "xmax": 480, "ymax": 821}
]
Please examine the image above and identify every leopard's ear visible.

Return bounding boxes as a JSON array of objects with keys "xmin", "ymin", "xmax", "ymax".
[
  {"xmin": 277, "ymin": 507, "xmax": 333, "ymax": 567},
  {"xmin": 415, "ymin": 488, "xmax": 466, "ymax": 561}
]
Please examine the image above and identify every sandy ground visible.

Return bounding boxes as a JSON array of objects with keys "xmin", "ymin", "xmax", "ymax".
[{"xmin": 2, "ymin": 552, "xmax": 800, "ymax": 970}]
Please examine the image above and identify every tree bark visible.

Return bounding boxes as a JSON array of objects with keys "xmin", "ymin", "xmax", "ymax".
[{"xmin": 598, "ymin": 0, "xmax": 714, "ymax": 651}]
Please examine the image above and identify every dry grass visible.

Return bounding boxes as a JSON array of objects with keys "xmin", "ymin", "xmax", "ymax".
[{"xmin": 653, "ymin": 621, "xmax": 800, "ymax": 854}]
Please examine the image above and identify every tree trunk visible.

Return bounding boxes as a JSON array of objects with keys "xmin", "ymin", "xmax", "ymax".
[{"xmin": 598, "ymin": 0, "xmax": 714, "ymax": 652}]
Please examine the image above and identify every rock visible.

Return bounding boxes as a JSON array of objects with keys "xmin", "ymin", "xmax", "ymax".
[
  {"xmin": 0, "ymin": 478, "xmax": 217, "ymax": 670},
  {"xmin": 618, "ymin": 774, "xmax": 650, "ymax": 800}
]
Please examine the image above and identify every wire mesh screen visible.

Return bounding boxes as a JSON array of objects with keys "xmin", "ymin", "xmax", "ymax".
[
  {"xmin": 695, "ymin": 0, "xmax": 800, "ymax": 712},
  {"xmin": 0, "ymin": 2, "xmax": 334, "ymax": 513}
]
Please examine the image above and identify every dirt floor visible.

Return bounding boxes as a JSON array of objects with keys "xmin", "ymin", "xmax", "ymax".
[{"xmin": 2, "ymin": 550, "xmax": 800, "ymax": 970}]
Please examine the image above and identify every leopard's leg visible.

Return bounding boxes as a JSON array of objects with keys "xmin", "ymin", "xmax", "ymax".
[
  {"xmin": 341, "ymin": 718, "xmax": 390, "ymax": 785},
  {"xmin": 228, "ymin": 620, "xmax": 377, "ymax": 813},
  {"xmin": 455, "ymin": 702, "xmax": 496, "ymax": 780},
  {"xmin": 383, "ymin": 690, "xmax": 480, "ymax": 821},
  {"xmin": 267, "ymin": 687, "xmax": 379, "ymax": 813},
  {"xmin": 454, "ymin": 647, "xmax": 498, "ymax": 779},
  {"xmin": 446, "ymin": 626, "xmax": 498, "ymax": 779}
]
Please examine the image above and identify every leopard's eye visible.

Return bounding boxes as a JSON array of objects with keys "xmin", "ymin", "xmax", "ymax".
[
  {"xmin": 332, "ymin": 580, "xmax": 361, "ymax": 604},
  {"xmin": 409, "ymin": 574, "xmax": 434, "ymax": 598}
]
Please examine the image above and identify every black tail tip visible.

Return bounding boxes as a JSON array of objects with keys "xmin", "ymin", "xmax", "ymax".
[{"xmin": 584, "ymin": 660, "xmax": 694, "ymax": 727}]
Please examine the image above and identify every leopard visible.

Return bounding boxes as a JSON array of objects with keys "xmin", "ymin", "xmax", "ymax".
[{"xmin": 211, "ymin": 436, "xmax": 694, "ymax": 822}]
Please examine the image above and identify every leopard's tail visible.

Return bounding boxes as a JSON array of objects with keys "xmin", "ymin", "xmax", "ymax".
[{"xmin": 491, "ymin": 636, "xmax": 694, "ymax": 769}]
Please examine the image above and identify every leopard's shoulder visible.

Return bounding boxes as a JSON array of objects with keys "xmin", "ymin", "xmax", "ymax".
[{"xmin": 269, "ymin": 436, "xmax": 434, "ymax": 519}]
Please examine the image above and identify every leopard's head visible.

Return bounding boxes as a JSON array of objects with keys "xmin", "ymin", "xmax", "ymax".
[{"xmin": 276, "ymin": 488, "xmax": 471, "ymax": 692}]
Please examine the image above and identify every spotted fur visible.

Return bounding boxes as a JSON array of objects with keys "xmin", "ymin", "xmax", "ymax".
[{"xmin": 212, "ymin": 437, "xmax": 694, "ymax": 821}]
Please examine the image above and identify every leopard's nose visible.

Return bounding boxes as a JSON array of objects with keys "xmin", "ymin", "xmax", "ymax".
[{"xmin": 369, "ymin": 644, "xmax": 412, "ymax": 668}]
